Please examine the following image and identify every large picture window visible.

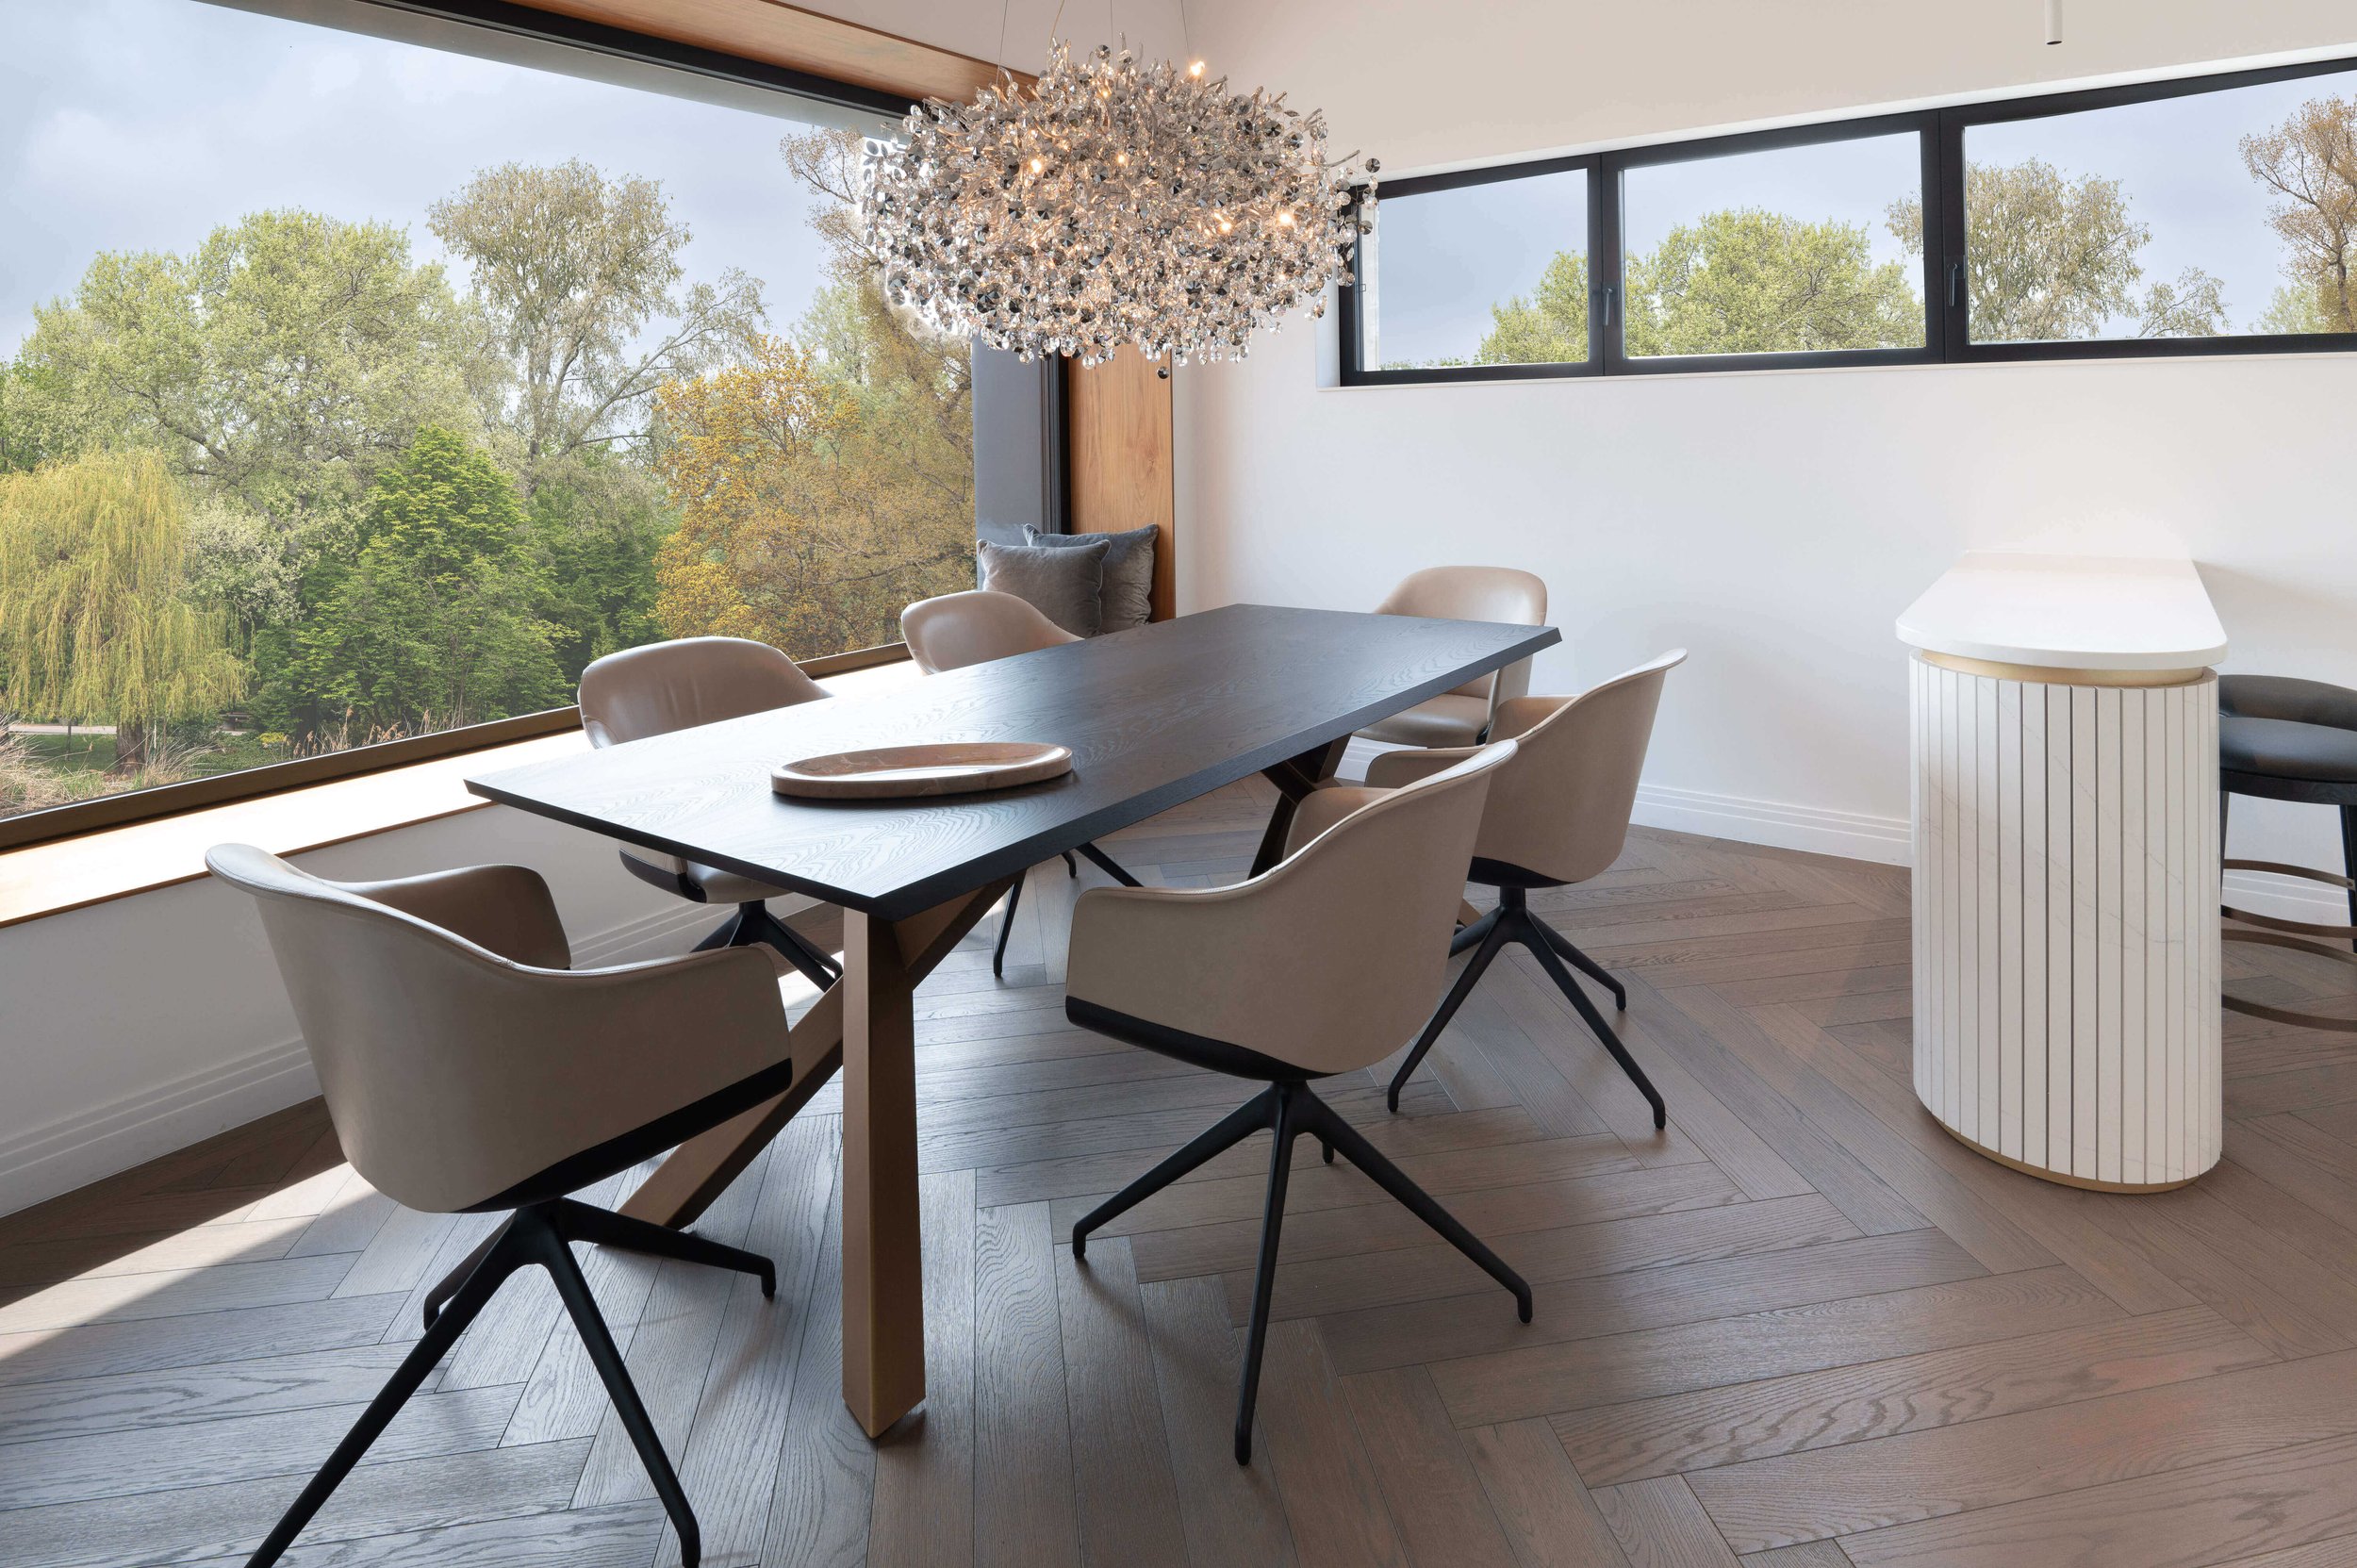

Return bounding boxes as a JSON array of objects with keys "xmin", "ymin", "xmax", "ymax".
[
  {"xmin": 0, "ymin": 0, "xmax": 981, "ymax": 832},
  {"xmin": 1343, "ymin": 54, "xmax": 2357, "ymax": 384}
]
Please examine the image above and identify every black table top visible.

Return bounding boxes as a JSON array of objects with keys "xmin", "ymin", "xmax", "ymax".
[{"xmin": 468, "ymin": 603, "xmax": 1559, "ymax": 919}]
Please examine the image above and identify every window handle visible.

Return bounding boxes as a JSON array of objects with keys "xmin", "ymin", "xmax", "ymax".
[
  {"xmin": 1947, "ymin": 260, "xmax": 1963, "ymax": 309},
  {"xmin": 1598, "ymin": 284, "xmax": 1617, "ymax": 327}
]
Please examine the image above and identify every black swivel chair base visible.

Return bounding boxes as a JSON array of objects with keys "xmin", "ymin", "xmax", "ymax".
[
  {"xmin": 993, "ymin": 842, "xmax": 1141, "ymax": 978},
  {"xmin": 248, "ymin": 1198, "xmax": 773, "ymax": 1568},
  {"xmin": 1389, "ymin": 885, "xmax": 1667, "ymax": 1128},
  {"xmin": 694, "ymin": 900, "xmax": 842, "ymax": 991},
  {"xmin": 1070, "ymin": 1080, "xmax": 1531, "ymax": 1466}
]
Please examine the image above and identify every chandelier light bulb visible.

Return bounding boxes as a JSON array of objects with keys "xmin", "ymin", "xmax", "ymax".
[{"xmin": 860, "ymin": 39, "xmax": 1377, "ymax": 365}]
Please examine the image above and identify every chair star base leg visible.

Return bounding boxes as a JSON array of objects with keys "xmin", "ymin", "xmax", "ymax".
[{"xmin": 1387, "ymin": 888, "xmax": 1664, "ymax": 1126}]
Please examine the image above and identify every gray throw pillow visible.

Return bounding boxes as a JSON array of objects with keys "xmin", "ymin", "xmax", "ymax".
[
  {"xmin": 978, "ymin": 536, "xmax": 1109, "ymax": 637},
  {"xmin": 1026, "ymin": 524, "xmax": 1159, "ymax": 633}
]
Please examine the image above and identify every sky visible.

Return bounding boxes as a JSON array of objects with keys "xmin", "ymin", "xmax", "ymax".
[
  {"xmin": 0, "ymin": 0, "xmax": 903, "ymax": 357},
  {"xmin": 1370, "ymin": 64, "xmax": 2354, "ymax": 365}
]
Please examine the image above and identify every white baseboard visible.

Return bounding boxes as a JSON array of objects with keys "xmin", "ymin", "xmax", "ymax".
[
  {"xmin": 0, "ymin": 894, "xmax": 819, "ymax": 1218},
  {"xmin": 0, "ymin": 1038, "xmax": 321, "ymax": 1218},
  {"xmin": 1343, "ymin": 739, "xmax": 1915, "ymax": 868},
  {"xmin": 1630, "ymin": 784, "xmax": 1913, "ymax": 867}
]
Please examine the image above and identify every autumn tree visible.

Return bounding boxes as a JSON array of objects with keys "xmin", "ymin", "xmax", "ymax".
[
  {"xmin": 648, "ymin": 129, "xmax": 976, "ymax": 657},
  {"xmin": 288, "ymin": 427, "xmax": 561, "ymax": 734},
  {"xmin": 0, "ymin": 450, "xmax": 241, "ymax": 772},
  {"xmin": 1889, "ymin": 158, "xmax": 2225, "ymax": 340},
  {"xmin": 2241, "ymin": 93, "xmax": 2357, "ymax": 332},
  {"xmin": 429, "ymin": 160, "xmax": 766, "ymax": 493}
]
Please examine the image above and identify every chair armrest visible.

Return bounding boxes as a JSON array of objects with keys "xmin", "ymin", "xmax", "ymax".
[
  {"xmin": 1283, "ymin": 784, "xmax": 1391, "ymax": 858},
  {"xmin": 1363, "ymin": 746, "xmax": 1480, "ymax": 790},
  {"xmin": 344, "ymin": 863, "xmax": 572, "ymax": 969},
  {"xmin": 1487, "ymin": 695, "xmax": 1560, "ymax": 741},
  {"xmin": 348, "ymin": 940, "xmax": 790, "ymax": 1213}
]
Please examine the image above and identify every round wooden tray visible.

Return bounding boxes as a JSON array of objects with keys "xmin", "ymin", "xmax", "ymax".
[{"xmin": 770, "ymin": 741, "xmax": 1073, "ymax": 800}]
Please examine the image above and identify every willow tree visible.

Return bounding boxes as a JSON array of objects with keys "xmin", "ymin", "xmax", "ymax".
[{"xmin": 0, "ymin": 450, "xmax": 242, "ymax": 771}]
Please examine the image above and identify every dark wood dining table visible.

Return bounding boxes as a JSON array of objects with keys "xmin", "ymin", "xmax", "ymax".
[{"xmin": 467, "ymin": 602, "xmax": 1559, "ymax": 1437}]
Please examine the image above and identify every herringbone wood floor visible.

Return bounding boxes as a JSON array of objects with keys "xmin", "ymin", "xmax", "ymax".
[{"xmin": 8, "ymin": 777, "xmax": 2357, "ymax": 1567}]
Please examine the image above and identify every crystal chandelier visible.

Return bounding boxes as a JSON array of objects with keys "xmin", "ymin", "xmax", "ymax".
[{"xmin": 860, "ymin": 41, "xmax": 1377, "ymax": 366}]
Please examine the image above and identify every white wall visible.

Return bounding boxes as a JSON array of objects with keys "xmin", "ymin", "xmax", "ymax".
[{"xmin": 1174, "ymin": 0, "xmax": 2357, "ymax": 884}]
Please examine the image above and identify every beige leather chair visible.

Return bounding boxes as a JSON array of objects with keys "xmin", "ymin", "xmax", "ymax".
[
  {"xmin": 1334, "ymin": 652, "xmax": 1685, "ymax": 1125},
  {"xmin": 1065, "ymin": 742, "xmax": 1531, "ymax": 1463},
  {"xmin": 207, "ymin": 845, "xmax": 794, "ymax": 1568},
  {"xmin": 900, "ymin": 586, "xmax": 1078, "ymax": 672},
  {"xmin": 578, "ymin": 635, "xmax": 841, "ymax": 988},
  {"xmin": 899, "ymin": 589, "xmax": 1140, "ymax": 976},
  {"xmin": 1357, "ymin": 566, "xmax": 1549, "ymax": 748}
]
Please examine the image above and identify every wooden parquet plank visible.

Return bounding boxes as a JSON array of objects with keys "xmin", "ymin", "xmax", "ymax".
[
  {"xmin": 1341, "ymin": 1365, "xmax": 1520, "ymax": 1568},
  {"xmin": 1229, "ymin": 1192, "xmax": 1861, "ymax": 1325},
  {"xmin": 972, "ymin": 1204, "xmax": 1080, "ymax": 1568},
  {"xmin": 1550, "ymin": 1304, "xmax": 2271, "ymax": 1487},
  {"xmin": 1139, "ymin": 1274, "xmax": 1299, "ymax": 1567},
  {"xmin": 1594, "ymin": 1474, "xmax": 1740, "ymax": 1567},
  {"xmin": 865, "ymin": 1168, "xmax": 977, "ymax": 1565},
  {"xmin": 1053, "ymin": 1233, "xmax": 1187, "ymax": 1568},
  {"xmin": 1459, "ymin": 1416, "xmax": 1632, "ymax": 1568},
  {"xmin": 1836, "ymin": 1431, "xmax": 2357, "ymax": 1568},
  {"xmin": 1428, "ymin": 1265, "xmax": 2118, "ymax": 1428},
  {"xmin": 1689, "ymin": 1347, "xmax": 2357, "ymax": 1551},
  {"xmin": 1318, "ymin": 1230, "xmax": 1986, "ymax": 1377}
]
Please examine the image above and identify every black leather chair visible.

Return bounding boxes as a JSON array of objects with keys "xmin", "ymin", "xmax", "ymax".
[{"xmin": 2218, "ymin": 673, "xmax": 2357, "ymax": 1030}]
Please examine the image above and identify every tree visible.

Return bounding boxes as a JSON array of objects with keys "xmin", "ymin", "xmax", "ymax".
[
  {"xmin": 289, "ymin": 427, "xmax": 562, "ymax": 734},
  {"xmin": 1477, "ymin": 250, "xmax": 1589, "ymax": 363},
  {"xmin": 10, "ymin": 210, "xmax": 482, "ymax": 524},
  {"xmin": 526, "ymin": 454, "xmax": 671, "ymax": 681},
  {"xmin": 2241, "ymin": 94, "xmax": 2357, "ymax": 333},
  {"xmin": 1888, "ymin": 158, "xmax": 2226, "ymax": 340},
  {"xmin": 1621, "ymin": 208, "xmax": 1921, "ymax": 355},
  {"xmin": 0, "ymin": 450, "xmax": 241, "ymax": 771},
  {"xmin": 429, "ymin": 160, "xmax": 766, "ymax": 493}
]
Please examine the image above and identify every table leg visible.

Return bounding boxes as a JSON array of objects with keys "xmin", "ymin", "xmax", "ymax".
[
  {"xmin": 839, "ymin": 884, "xmax": 1006, "ymax": 1438},
  {"xmin": 1251, "ymin": 736, "xmax": 1353, "ymax": 876},
  {"xmin": 619, "ymin": 882, "xmax": 1006, "ymax": 1440}
]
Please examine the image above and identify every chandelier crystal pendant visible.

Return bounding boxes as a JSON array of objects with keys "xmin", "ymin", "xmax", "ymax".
[{"xmin": 860, "ymin": 41, "xmax": 1377, "ymax": 366}]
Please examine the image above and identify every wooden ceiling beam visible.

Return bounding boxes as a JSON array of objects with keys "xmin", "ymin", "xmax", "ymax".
[{"xmin": 513, "ymin": 0, "xmax": 1018, "ymax": 102}]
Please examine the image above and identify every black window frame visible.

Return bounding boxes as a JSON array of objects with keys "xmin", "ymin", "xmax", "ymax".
[
  {"xmin": 1336, "ymin": 153, "xmax": 1604, "ymax": 385},
  {"xmin": 1343, "ymin": 50, "xmax": 2357, "ymax": 386}
]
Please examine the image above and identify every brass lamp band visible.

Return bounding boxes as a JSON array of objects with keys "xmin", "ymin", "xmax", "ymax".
[{"xmin": 1918, "ymin": 652, "xmax": 2213, "ymax": 688}]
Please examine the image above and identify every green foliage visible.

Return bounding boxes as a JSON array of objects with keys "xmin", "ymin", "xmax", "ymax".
[
  {"xmin": 1626, "ymin": 208, "xmax": 1920, "ymax": 355},
  {"xmin": 0, "ymin": 450, "xmax": 241, "ymax": 766},
  {"xmin": 288, "ymin": 427, "xmax": 563, "ymax": 733},
  {"xmin": 1888, "ymin": 158, "xmax": 2225, "ymax": 340},
  {"xmin": 11, "ymin": 210, "xmax": 483, "ymax": 525},
  {"xmin": 1477, "ymin": 250, "xmax": 1590, "ymax": 364},
  {"xmin": 526, "ymin": 456, "xmax": 673, "ymax": 682}
]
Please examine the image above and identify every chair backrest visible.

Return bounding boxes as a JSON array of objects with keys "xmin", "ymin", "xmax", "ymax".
[
  {"xmin": 1478, "ymin": 650, "xmax": 1685, "ymax": 885},
  {"xmin": 1375, "ymin": 566, "xmax": 1549, "ymax": 701},
  {"xmin": 578, "ymin": 636, "xmax": 825, "ymax": 748},
  {"xmin": 205, "ymin": 845, "xmax": 781, "ymax": 1214},
  {"xmin": 1066, "ymin": 742, "xmax": 1513, "ymax": 1077},
  {"xmin": 901, "ymin": 588, "xmax": 1080, "ymax": 673}
]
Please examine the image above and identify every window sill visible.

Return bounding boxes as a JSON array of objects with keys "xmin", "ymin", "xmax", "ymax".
[{"xmin": 0, "ymin": 654, "xmax": 921, "ymax": 931}]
